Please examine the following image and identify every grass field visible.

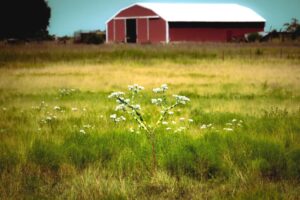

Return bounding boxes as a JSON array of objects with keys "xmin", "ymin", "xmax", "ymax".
[{"xmin": 0, "ymin": 43, "xmax": 300, "ymax": 199}]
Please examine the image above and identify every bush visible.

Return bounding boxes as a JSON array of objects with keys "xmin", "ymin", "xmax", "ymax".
[{"xmin": 247, "ymin": 32, "xmax": 262, "ymax": 42}]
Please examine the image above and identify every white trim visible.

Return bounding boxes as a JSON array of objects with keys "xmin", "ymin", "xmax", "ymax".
[
  {"xmin": 113, "ymin": 20, "xmax": 116, "ymax": 41},
  {"xmin": 166, "ymin": 21, "xmax": 169, "ymax": 43},
  {"xmin": 147, "ymin": 18, "xmax": 149, "ymax": 41},
  {"xmin": 105, "ymin": 2, "xmax": 163, "ymax": 24},
  {"xmin": 106, "ymin": 23, "xmax": 108, "ymax": 43},
  {"xmin": 105, "ymin": 3, "xmax": 138, "ymax": 23},
  {"xmin": 114, "ymin": 16, "xmax": 159, "ymax": 20},
  {"xmin": 124, "ymin": 19, "xmax": 127, "ymax": 43}
]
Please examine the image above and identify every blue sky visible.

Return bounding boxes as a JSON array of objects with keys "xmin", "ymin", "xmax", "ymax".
[{"xmin": 48, "ymin": 0, "xmax": 300, "ymax": 36}]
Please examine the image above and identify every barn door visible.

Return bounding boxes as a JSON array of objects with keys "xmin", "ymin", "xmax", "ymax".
[{"xmin": 126, "ymin": 19, "xmax": 137, "ymax": 43}]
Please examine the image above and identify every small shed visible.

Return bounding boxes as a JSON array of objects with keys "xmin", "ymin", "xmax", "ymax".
[{"xmin": 106, "ymin": 3, "xmax": 266, "ymax": 43}]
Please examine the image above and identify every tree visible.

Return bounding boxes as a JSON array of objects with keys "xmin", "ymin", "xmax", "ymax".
[
  {"xmin": 284, "ymin": 18, "xmax": 300, "ymax": 40},
  {"xmin": 0, "ymin": 0, "xmax": 51, "ymax": 40},
  {"xmin": 284, "ymin": 18, "xmax": 300, "ymax": 32}
]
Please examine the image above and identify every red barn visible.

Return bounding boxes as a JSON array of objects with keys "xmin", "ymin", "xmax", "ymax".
[{"xmin": 106, "ymin": 3, "xmax": 266, "ymax": 43}]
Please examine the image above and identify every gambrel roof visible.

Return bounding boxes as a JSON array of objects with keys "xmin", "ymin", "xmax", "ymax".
[{"xmin": 108, "ymin": 3, "xmax": 266, "ymax": 23}]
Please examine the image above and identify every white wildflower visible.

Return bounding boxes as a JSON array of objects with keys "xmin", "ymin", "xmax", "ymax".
[
  {"xmin": 237, "ymin": 123, "xmax": 243, "ymax": 127},
  {"xmin": 223, "ymin": 128, "xmax": 234, "ymax": 131},
  {"xmin": 53, "ymin": 106, "xmax": 61, "ymax": 111},
  {"xmin": 153, "ymin": 87, "xmax": 163, "ymax": 93},
  {"xmin": 110, "ymin": 114, "xmax": 117, "ymax": 119},
  {"xmin": 226, "ymin": 123, "xmax": 233, "ymax": 126},
  {"xmin": 232, "ymin": 119, "xmax": 237, "ymax": 122},
  {"xmin": 79, "ymin": 129, "xmax": 86, "ymax": 134},
  {"xmin": 128, "ymin": 84, "xmax": 144, "ymax": 93},
  {"xmin": 2, "ymin": 107, "xmax": 7, "ymax": 111},
  {"xmin": 138, "ymin": 86, "xmax": 144, "ymax": 90},
  {"xmin": 168, "ymin": 111, "xmax": 174, "ymax": 115},
  {"xmin": 173, "ymin": 95, "xmax": 190, "ymax": 104},
  {"xmin": 162, "ymin": 121, "xmax": 168, "ymax": 125},
  {"xmin": 188, "ymin": 119, "xmax": 194, "ymax": 123},
  {"xmin": 166, "ymin": 127, "xmax": 172, "ymax": 131},
  {"xmin": 179, "ymin": 117, "xmax": 185, "ymax": 122},
  {"xmin": 115, "ymin": 104, "xmax": 126, "ymax": 111},
  {"xmin": 161, "ymin": 84, "xmax": 168, "ymax": 92},
  {"xmin": 83, "ymin": 124, "xmax": 92, "ymax": 129},
  {"xmin": 207, "ymin": 123, "xmax": 213, "ymax": 128},
  {"xmin": 133, "ymin": 104, "xmax": 141, "ymax": 110},
  {"xmin": 151, "ymin": 99, "xmax": 158, "ymax": 104},
  {"xmin": 72, "ymin": 107, "xmax": 78, "ymax": 112},
  {"xmin": 108, "ymin": 91, "xmax": 125, "ymax": 99},
  {"xmin": 175, "ymin": 126, "xmax": 186, "ymax": 132},
  {"xmin": 120, "ymin": 116, "xmax": 126, "ymax": 121},
  {"xmin": 200, "ymin": 124, "xmax": 207, "ymax": 129}
]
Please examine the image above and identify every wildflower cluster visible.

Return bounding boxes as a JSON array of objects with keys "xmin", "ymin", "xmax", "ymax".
[
  {"xmin": 108, "ymin": 83, "xmax": 191, "ymax": 134},
  {"xmin": 128, "ymin": 84, "xmax": 144, "ymax": 93},
  {"xmin": 108, "ymin": 83, "xmax": 191, "ymax": 171},
  {"xmin": 40, "ymin": 112, "xmax": 58, "ymax": 124},
  {"xmin": 153, "ymin": 84, "xmax": 168, "ymax": 93},
  {"xmin": 223, "ymin": 119, "xmax": 243, "ymax": 132},
  {"xmin": 59, "ymin": 88, "xmax": 79, "ymax": 97},
  {"xmin": 110, "ymin": 114, "xmax": 126, "ymax": 123},
  {"xmin": 199, "ymin": 118, "xmax": 244, "ymax": 132}
]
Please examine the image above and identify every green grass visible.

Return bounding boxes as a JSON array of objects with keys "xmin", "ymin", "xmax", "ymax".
[{"xmin": 0, "ymin": 43, "xmax": 300, "ymax": 199}]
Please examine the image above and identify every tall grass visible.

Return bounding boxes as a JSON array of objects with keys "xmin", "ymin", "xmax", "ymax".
[{"xmin": 0, "ymin": 43, "xmax": 299, "ymax": 199}]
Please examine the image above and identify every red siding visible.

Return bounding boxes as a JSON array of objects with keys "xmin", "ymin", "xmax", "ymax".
[
  {"xmin": 107, "ymin": 20, "xmax": 114, "ymax": 42},
  {"xmin": 170, "ymin": 27, "xmax": 264, "ymax": 42},
  {"xmin": 116, "ymin": 5, "xmax": 157, "ymax": 17},
  {"xmin": 115, "ymin": 19, "xmax": 125, "ymax": 42},
  {"xmin": 137, "ymin": 18, "xmax": 148, "ymax": 43},
  {"xmin": 149, "ymin": 18, "xmax": 166, "ymax": 43}
]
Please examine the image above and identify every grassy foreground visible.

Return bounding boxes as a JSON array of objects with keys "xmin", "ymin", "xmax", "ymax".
[{"xmin": 0, "ymin": 43, "xmax": 300, "ymax": 199}]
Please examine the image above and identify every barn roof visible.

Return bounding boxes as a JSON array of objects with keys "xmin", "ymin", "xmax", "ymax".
[{"xmin": 109, "ymin": 3, "xmax": 266, "ymax": 23}]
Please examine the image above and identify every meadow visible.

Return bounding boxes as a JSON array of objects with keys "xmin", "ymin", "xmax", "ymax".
[{"xmin": 0, "ymin": 42, "xmax": 300, "ymax": 199}]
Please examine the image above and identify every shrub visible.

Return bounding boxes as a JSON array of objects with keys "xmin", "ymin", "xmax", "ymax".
[{"xmin": 247, "ymin": 32, "xmax": 262, "ymax": 42}]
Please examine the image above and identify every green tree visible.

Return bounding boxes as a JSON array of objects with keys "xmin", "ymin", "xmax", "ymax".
[
  {"xmin": 284, "ymin": 18, "xmax": 300, "ymax": 40},
  {"xmin": 0, "ymin": 0, "xmax": 51, "ymax": 40}
]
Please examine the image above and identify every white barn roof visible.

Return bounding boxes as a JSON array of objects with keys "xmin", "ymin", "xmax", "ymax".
[{"xmin": 109, "ymin": 3, "xmax": 266, "ymax": 23}]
